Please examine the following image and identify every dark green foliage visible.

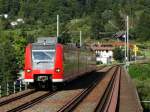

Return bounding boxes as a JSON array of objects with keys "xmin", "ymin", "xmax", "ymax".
[
  {"xmin": 0, "ymin": 0, "xmax": 20, "ymax": 17},
  {"xmin": 58, "ymin": 33, "xmax": 71, "ymax": 44},
  {"xmin": 129, "ymin": 64, "xmax": 150, "ymax": 79},
  {"xmin": 90, "ymin": 0, "xmax": 108, "ymax": 39},
  {"xmin": 13, "ymin": 36, "xmax": 27, "ymax": 69},
  {"xmin": 0, "ymin": 0, "xmax": 149, "ymax": 41},
  {"xmin": 0, "ymin": 35, "xmax": 17, "ymax": 84},
  {"xmin": 113, "ymin": 47, "xmax": 124, "ymax": 62},
  {"xmin": 134, "ymin": 11, "xmax": 150, "ymax": 40}
]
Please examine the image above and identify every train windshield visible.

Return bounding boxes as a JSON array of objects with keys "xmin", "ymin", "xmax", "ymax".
[
  {"xmin": 31, "ymin": 44, "xmax": 56, "ymax": 70},
  {"xmin": 32, "ymin": 50, "xmax": 55, "ymax": 62}
]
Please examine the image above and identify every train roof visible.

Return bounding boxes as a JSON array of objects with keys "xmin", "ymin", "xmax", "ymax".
[
  {"xmin": 37, "ymin": 37, "xmax": 57, "ymax": 44},
  {"xmin": 30, "ymin": 37, "xmax": 57, "ymax": 50},
  {"xmin": 29, "ymin": 37, "xmax": 91, "ymax": 51},
  {"xmin": 32, "ymin": 43, "xmax": 56, "ymax": 50}
]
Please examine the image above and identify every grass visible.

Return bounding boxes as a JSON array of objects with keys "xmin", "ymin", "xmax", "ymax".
[{"xmin": 144, "ymin": 50, "xmax": 150, "ymax": 57}]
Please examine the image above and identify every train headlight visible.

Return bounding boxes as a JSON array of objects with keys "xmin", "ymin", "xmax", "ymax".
[
  {"xmin": 26, "ymin": 69, "xmax": 31, "ymax": 73},
  {"xmin": 55, "ymin": 68, "xmax": 61, "ymax": 73}
]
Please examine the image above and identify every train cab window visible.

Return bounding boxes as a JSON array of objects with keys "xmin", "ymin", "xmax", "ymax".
[{"xmin": 32, "ymin": 50, "xmax": 55, "ymax": 62}]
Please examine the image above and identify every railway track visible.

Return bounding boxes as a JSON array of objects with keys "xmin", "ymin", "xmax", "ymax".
[
  {"xmin": 8, "ymin": 92, "xmax": 57, "ymax": 112},
  {"xmin": 0, "ymin": 66, "xmax": 106, "ymax": 111},
  {"xmin": 0, "ymin": 66, "xmax": 126, "ymax": 112},
  {"xmin": 94, "ymin": 66, "xmax": 120, "ymax": 112},
  {"xmin": 57, "ymin": 75, "xmax": 100, "ymax": 112},
  {"xmin": 0, "ymin": 90, "xmax": 57, "ymax": 112},
  {"xmin": 0, "ymin": 90, "xmax": 36, "ymax": 106},
  {"xmin": 57, "ymin": 66, "xmax": 118, "ymax": 112}
]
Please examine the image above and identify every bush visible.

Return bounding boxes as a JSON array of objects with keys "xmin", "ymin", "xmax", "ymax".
[
  {"xmin": 129, "ymin": 64, "xmax": 150, "ymax": 111},
  {"xmin": 113, "ymin": 47, "xmax": 124, "ymax": 62}
]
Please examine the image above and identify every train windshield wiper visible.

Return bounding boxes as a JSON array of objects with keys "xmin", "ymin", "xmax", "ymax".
[{"xmin": 36, "ymin": 60, "xmax": 52, "ymax": 64}]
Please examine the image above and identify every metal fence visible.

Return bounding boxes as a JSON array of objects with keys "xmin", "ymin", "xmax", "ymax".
[{"xmin": 0, "ymin": 82, "xmax": 27, "ymax": 97}]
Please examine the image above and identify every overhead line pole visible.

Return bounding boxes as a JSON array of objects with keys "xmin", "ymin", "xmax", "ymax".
[
  {"xmin": 57, "ymin": 15, "xmax": 59, "ymax": 38},
  {"xmin": 127, "ymin": 16, "xmax": 129, "ymax": 63},
  {"xmin": 80, "ymin": 31, "xmax": 82, "ymax": 47},
  {"xmin": 125, "ymin": 32, "xmax": 127, "ymax": 63}
]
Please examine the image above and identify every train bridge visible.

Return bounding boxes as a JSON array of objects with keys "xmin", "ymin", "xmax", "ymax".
[{"xmin": 0, "ymin": 65, "xmax": 143, "ymax": 112}]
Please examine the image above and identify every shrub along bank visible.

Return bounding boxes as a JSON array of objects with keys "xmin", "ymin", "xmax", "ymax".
[{"xmin": 129, "ymin": 63, "xmax": 150, "ymax": 111}]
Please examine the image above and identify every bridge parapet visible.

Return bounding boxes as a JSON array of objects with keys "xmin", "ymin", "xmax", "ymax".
[{"xmin": 119, "ymin": 67, "xmax": 143, "ymax": 112}]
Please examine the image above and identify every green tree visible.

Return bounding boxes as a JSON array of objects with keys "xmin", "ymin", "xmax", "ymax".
[
  {"xmin": 13, "ymin": 36, "xmax": 27, "ymax": 69},
  {"xmin": 90, "ymin": 0, "xmax": 110, "ymax": 39},
  {"xmin": 0, "ymin": 35, "xmax": 17, "ymax": 83},
  {"xmin": 135, "ymin": 11, "xmax": 150, "ymax": 40},
  {"xmin": 113, "ymin": 47, "xmax": 124, "ymax": 62}
]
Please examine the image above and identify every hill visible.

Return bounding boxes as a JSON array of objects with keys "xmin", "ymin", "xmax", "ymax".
[{"xmin": 0, "ymin": 0, "xmax": 149, "ymax": 40}]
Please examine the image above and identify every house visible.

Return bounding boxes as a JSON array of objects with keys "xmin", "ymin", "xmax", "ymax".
[
  {"xmin": 91, "ymin": 42, "xmax": 134, "ymax": 64},
  {"xmin": 10, "ymin": 21, "xmax": 18, "ymax": 26},
  {"xmin": 17, "ymin": 18, "xmax": 24, "ymax": 23},
  {"xmin": 91, "ymin": 44, "xmax": 113, "ymax": 64}
]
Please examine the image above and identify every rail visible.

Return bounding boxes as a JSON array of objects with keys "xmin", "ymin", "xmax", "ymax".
[
  {"xmin": 0, "ymin": 90, "xmax": 36, "ymax": 106},
  {"xmin": 57, "ymin": 66, "xmax": 116, "ymax": 112},
  {"xmin": 8, "ymin": 92, "xmax": 57, "ymax": 112},
  {"xmin": 94, "ymin": 66, "xmax": 120, "ymax": 112}
]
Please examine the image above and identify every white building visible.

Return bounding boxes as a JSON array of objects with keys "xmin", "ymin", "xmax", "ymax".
[
  {"xmin": 91, "ymin": 44, "xmax": 113, "ymax": 64},
  {"xmin": 91, "ymin": 42, "xmax": 134, "ymax": 64},
  {"xmin": 10, "ymin": 21, "xmax": 18, "ymax": 26},
  {"xmin": 0, "ymin": 14, "xmax": 8, "ymax": 19},
  {"xmin": 4, "ymin": 14, "xmax": 8, "ymax": 19},
  {"xmin": 17, "ymin": 18, "xmax": 24, "ymax": 23},
  {"xmin": 11, "ymin": 18, "xmax": 24, "ymax": 27},
  {"xmin": 96, "ymin": 49, "xmax": 113, "ymax": 64}
]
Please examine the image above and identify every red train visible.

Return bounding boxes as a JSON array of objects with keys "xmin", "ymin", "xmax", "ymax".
[{"xmin": 24, "ymin": 37, "xmax": 95, "ymax": 89}]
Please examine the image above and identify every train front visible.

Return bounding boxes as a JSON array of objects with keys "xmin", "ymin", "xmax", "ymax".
[{"xmin": 24, "ymin": 38, "xmax": 64, "ymax": 89}]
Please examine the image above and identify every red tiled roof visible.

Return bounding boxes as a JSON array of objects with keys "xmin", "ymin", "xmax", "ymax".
[
  {"xmin": 91, "ymin": 45, "xmax": 113, "ymax": 51},
  {"xmin": 112, "ymin": 42, "xmax": 133, "ymax": 48},
  {"xmin": 91, "ymin": 41, "xmax": 134, "ymax": 51}
]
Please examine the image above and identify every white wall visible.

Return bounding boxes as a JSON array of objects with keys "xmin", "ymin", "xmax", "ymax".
[{"xmin": 96, "ymin": 50, "xmax": 113, "ymax": 64}]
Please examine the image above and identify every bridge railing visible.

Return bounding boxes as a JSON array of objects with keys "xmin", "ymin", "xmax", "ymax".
[{"xmin": 0, "ymin": 82, "xmax": 27, "ymax": 97}]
